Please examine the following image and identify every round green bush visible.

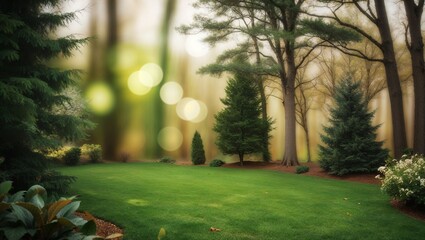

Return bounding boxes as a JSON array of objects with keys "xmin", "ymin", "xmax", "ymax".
[
  {"xmin": 378, "ymin": 154, "xmax": 425, "ymax": 206},
  {"xmin": 63, "ymin": 147, "xmax": 81, "ymax": 166},
  {"xmin": 82, "ymin": 144, "xmax": 102, "ymax": 163},
  {"xmin": 209, "ymin": 159, "xmax": 225, "ymax": 167},
  {"xmin": 295, "ymin": 165, "xmax": 310, "ymax": 174},
  {"xmin": 159, "ymin": 156, "xmax": 176, "ymax": 164}
]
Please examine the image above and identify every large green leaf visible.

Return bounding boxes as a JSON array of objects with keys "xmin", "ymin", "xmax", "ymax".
[
  {"xmin": 68, "ymin": 214, "xmax": 87, "ymax": 227},
  {"xmin": 1, "ymin": 226, "xmax": 33, "ymax": 240},
  {"xmin": 25, "ymin": 185, "xmax": 47, "ymax": 203},
  {"xmin": 47, "ymin": 199, "xmax": 71, "ymax": 222},
  {"xmin": 16, "ymin": 202, "xmax": 43, "ymax": 227},
  {"xmin": 80, "ymin": 219, "xmax": 97, "ymax": 236},
  {"xmin": 11, "ymin": 204, "xmax": 33, "ymax": 228},
  {"xmin": 29, "ymin": 194, "xmax": 45, "ymax": 209},
  {"xmin": 8, "ymin": 190, "xmax": 25, "ymax": 202},
  {"xmin": 0, "ymin": 181, "xmax": 12, "ymax": 196},
  {"xmin": 56, "ymin": 201, "xmax": 80, "ymax": 218}
]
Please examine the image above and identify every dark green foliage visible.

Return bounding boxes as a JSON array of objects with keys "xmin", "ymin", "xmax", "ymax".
[
  {"xmin": 0, "ymin": 1, "xmax": 91, "ymax": 191},
  {"xmin": 209, "ymin": 159, "xmax": 225, "ymax": 167},
  {"xmin": 318, "ymin": 78, "xmax": 389, "ymax": 175},
  {"xmin": 2, "ymin": 149, "xmax": 74, "ymax": 194},
  {"xmin": 213, "ymin": 66, "xmax": 271, "ymax": 165},
  {"xmin": 295, "ymin": 165, "xmax": 310, "ymax": 174},
  {"xmin": 191, "ymin": 131, "xmax": 206, "ymax": 165},
  {"xmin": 63, "ymin": 147, "xmax": 81, "ymax": 166},
  {"xmin": 159, "ymin": 156, "xmax": 176, "ymax": 164},
  {"xmin": 0, "ymin": 181, "xmax": 121, "ymax": 240}
]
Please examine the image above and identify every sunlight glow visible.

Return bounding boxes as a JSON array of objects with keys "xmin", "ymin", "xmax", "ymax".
[
  {"xmin": 185, "ymin": 34, "xmax": 210, "ymax": 58},
  {"xmin": 160, "ymin": 81, "xmax": 183, "ymax": 105},
  {"xmin": 157, "ymin": 127, "xmax": 183, "ymax": 151},
  {"xmin": 140, "ymin": 63, "xmax": 163, "ymax": 87},
  {"xmin": 128, "ymin": 71, "xmax": 151, "ymax": 95},
  {"xmin": 85, "ymin": 82, "xmax": 114, "ymax": 115}
]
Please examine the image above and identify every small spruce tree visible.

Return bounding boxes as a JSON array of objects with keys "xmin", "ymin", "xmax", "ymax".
[
  {"xmin": 213, "ymin": 69, "xmax": 271, "ymax": 166},
  {"xmin": 191, "ymin": 131, "xmax": 206, "ymax": 165},
  {"xmin": 318, "ymin": 77, "xmax": 388, "ymax": 175}
]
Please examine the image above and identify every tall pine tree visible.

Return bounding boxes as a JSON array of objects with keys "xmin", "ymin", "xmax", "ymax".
[
  {"xmin": 318, "ymin": 77, "xmax": 388, "ymax": 176},
  {"xmin": 0, "ymin": 1, "xmax": 91, "ymax": 191},
  {"xmin": 213, "ymin": 65, "xmax": 271, "ymax": 166}
]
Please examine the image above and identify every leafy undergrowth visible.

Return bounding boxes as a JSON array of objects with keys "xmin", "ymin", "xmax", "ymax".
[{"xmin": 60, "ymin": 163, "xmax": 425, "ymax": 240}]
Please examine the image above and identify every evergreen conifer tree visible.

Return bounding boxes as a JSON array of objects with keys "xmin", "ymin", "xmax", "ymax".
[
  {"xmin": 191, "ymin": 131, "xmax": 206, "ymax": 165},
  {"xmin": 318, "ymin": 77, "xmax": 388, "ymax": 176},
  {"xmin": 213, "ymin": 69, "xmax": 271, "ymax": 166},
  {"xmin": 0, "ymin": 1, "xmax": 91, "ymax": 191}
]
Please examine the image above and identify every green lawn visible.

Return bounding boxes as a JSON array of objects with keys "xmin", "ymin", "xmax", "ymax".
[{"xmin": 60, "ymin": 162, "xmax": 425, "ymax": 240}]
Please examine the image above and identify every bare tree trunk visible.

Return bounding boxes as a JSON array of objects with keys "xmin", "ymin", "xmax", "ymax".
[
  {"xmin": 238, "ymin": 152, "xmax": 244, "ymax": 166},
  {"xmin": 374, "ymin": 0, "xmax": 407, "ymax": 158},
  {"xmin": 403, "ymin": 0, "xmax": 425, "ymax": 155},
  {"xmin": 305, "ymin": 124, "xmax": 312, "ymax": 162},
  {"xmin": 252, "ymin": 31, "xmax": 271, "ymax": 162},
  {"xmin": 282, "ymin": 46, "xmax": 299, "ymax": 166},
  {"xmin": 103, "ymin": 0, "xmax": 120, "ymax": 161}
]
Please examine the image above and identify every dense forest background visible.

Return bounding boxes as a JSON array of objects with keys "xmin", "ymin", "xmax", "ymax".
[{"xmin": 57, "ymin": 0, "xmax": 418, "ymax": 162}]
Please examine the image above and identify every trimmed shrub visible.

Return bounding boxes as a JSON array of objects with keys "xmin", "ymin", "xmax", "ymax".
[
  {"xmin": 0, "ymin": 181, "xmax": 122, "ymax": 240},
  {"xmin": 63, "ymin": 147, "xmax": 81, "ymax": 166},
  {"xmin": 295, "ymin": 165, "xmax": 310, "ymax": 174},
  {"xmin": 159, "ymin": 156, "xmax": 176, "ymax": 164},
  {"xmin": 378, "ymin": 154, "xmax": 425, "ymax": 206},
  {"xmin": 82, "ymin": 144, "xmax": 102, "ymax": 163},
  {"xmin": 209, "ymin": 159, "xmax": 225, "ymax": 167},
  {"xmin": 191, "ymin": 131, "xmax": 206, "ymax": 165}
]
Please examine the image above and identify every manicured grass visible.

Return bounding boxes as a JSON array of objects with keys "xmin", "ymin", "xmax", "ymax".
[{"xmin": 60, "ymin": 163, "xmax": 425, "ymax": 240}]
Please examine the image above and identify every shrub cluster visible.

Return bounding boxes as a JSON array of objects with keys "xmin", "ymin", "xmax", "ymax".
[
  {"xmin": 378, "ymin": 154, "xmax": 425, "ymax": 206},
  {"xmin": 63, "ymin": 147, "xmax": 81, "ymax": 166},
  {"xmin": 295, "ymin": 165, "xmax": 310, "ymax": 174},
  {"xmin": 209, "ymin": 159, "xmax": 225, "ymax": 167},
  {"xmin": 81, "ymin": 144, "xmax": 102, "ymax": 163},
  {"xmin": 159, "ymin": 156, "xmax": 176, "ymax": 164}
]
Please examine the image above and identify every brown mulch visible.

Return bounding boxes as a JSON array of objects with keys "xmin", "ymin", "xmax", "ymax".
[
  {"xmin": 75, "ymin": 212, "xmax": 124, "ymax": 239},
  {"xmin": 222, "ymin": 161, "xmax": 425, "ymax": 222}
]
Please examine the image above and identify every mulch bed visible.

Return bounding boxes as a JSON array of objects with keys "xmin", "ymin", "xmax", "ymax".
[
  {"xmin": 75, "ymin": 212, "xmax": 123, "ymax": 239},
  {"xmin": 223, "ymin": 161, "xmax": 425, "ymax": 222}
]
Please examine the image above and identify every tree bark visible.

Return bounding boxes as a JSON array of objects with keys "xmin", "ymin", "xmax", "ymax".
[
  {"xmin": 238, "ymin": 152, "xmax": 244, "ymax": 166},
  {"xmin": 282, "ymin": 45, "xmax": 299, "ymax": 166},
  {"xmin": 374, "ymin": 0, "xmax": 407, "ymax": 158},
  {"xmin": 252, "ymin": 31, "xmax": 271, "ymax": 162},
  {"xmin": 103, "ymin": 0, "xmax": 120, "ymax": 161},
  {"xmin": 403, "ymin": 0, "xmax": 425, "ymax": 155}
]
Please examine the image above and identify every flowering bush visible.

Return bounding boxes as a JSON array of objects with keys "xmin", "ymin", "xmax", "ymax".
[{"xmin": 377, "ymin": 154, "xmax": 425, "ymax": 206}]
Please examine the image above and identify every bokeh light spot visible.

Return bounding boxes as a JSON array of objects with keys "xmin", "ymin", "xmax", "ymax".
[
  {"xmin": 128, "ymin": 71, "xmax": 151, "ymax": 95},
  {"xmin": 176, "ymin": 98, "xmax": 201, "ymax": 121},
  {"xmin": 85, "ymin": 82, "xmax": 114, "ymax": 115},
  {"xmin": 140, "ymin": 63, "xmax": 163, "ymax": 87},
  {"xmin": 160, "ymin": 81, "xmax": 183, "ymax": 105},
  {"xmin": 157, "ymin": 127, "xmax": 183, "ymax": 151},
  {"xmin": 191, "ymin": 100, "xmax": 208, "ymax": 123},
  {"xmin": 185, "ymin": 34, "xmax": 210, "ymax": 58}
]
